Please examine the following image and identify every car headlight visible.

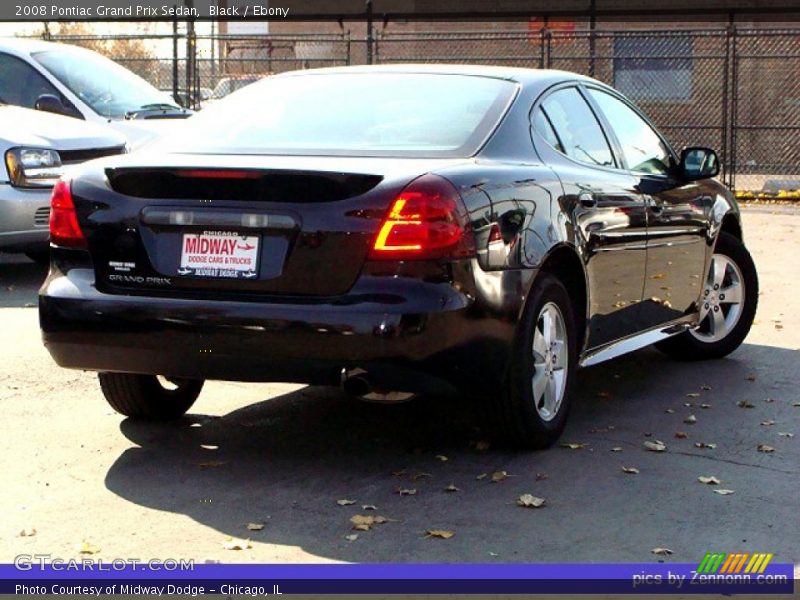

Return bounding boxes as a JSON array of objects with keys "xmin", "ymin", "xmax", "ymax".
[{"xmin": 4, "ymin": 147, "xmax": 64, "ymax": 188}]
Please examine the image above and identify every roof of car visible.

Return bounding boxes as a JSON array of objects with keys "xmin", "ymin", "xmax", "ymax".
[
  {"xmin": 275, "ymin": 63, "xmax": 598, "ymax": 87},
  {"xmin": 0, "ymin": 37, "xmax": 92, "ymax": 56}
]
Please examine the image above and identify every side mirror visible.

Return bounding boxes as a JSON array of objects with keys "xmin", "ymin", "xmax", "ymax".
[
  {"xmin": 680, "ymin": 146, "xmax": 720, "ymax": 181},
  {"xmin": 35, "ymin": 94, "xmax": 77, "ymax": 118}
]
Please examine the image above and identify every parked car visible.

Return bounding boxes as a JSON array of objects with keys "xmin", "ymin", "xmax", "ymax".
[
  {"xmin": 39, "ymin": 66, "xmax": 758, "ymax": 448},
  {"xmin": 200, "ymin": 75, "xmax": 263, "ymax": 108},
  {"xmin": 0, "ymin": 39, "xmax": 191, "ymax": 148},
  {"xmin": 0, "ymin": 104, "xmax": 125, "ymax": 261}
]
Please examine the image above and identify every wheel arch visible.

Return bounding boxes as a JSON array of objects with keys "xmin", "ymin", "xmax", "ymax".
[
  {"xmin": 720, "ymin": 212, "xmax": 743, "ymax": 241},
  {"xmin": 524, "ymin": 243, "xmax": 589, "ymax": 351}
]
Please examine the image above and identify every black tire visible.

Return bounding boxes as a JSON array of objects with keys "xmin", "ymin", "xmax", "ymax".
[
  {"xmin": 655, "ymin": 232, "xmax": 758, "ymax": 361},
  {"xmin": 25, "ymin": 251, "xmax": 50, "ymax": 268},
  {"xmin": 98, "ymin": 373, "xmax": 203, "ymax": 420},
  {"xmin": 487, "ymin": 273, "xmax": 578, "ymax": 449}
]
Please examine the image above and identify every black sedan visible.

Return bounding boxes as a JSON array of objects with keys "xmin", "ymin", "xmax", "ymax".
[{"xmin": 40, "ymin": 65, "xmax": 758, "ymax": 448}]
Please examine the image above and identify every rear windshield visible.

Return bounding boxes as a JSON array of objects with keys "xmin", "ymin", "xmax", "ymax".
[{"xmin": 165, "ymin": 73, "xmax": 517, "ymax": 157}]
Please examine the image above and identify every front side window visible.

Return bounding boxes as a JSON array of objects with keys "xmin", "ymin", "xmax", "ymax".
[
  {"xmin": 538, "ymin": 88, "xmax": 615, "ymax": 168},
  {"xmin": 588, "ymin": 88, "xmax": 674, "ymax": 175},
  {"xmin": 33, "ymin": 49, "xmax": 178, "ymax": 119},
  {"xmin": 0, "ymin": 52, "xmax": 67, "ymax": 110}
]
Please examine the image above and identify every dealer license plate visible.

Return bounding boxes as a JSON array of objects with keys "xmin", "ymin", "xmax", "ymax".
[{"xmin": 178, "ymin": 231, "xmax": 260, "ymax": 279}]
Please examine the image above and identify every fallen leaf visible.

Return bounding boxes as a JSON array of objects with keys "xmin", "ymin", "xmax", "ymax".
[
  {"xmin": 337, "ymin": 499, "xmax": 356, "ymax": 506},
  {"xmin": 611, "ymin": 447, "xmax": 623, "ymax": 452},
  {"xmin": 621, "ymin": 466, "xmax": 639, "ymax": 474},
  {"xmin": 350, "ymin": 515, "xmax": 390, "ymax": 531},
  {"xmin": 391, "ymin": 469, "xmax": 407, "ymax": 477},
  {"xmin": 198, "ymin": 460, "xmax": 227, "ymax": 469},
  {"xmin": 686, "ymin": 392, "xmax": 700, "ymax": 398},
  {"xmin": 700, "ymin": 404, "xmax": 712, "ymax": 409},
  {"xmin": 18, "ymin": 528, "xmax": 36, "ymax": 537},
  {"xmin": 793, "ymin": 402, "xmax": 800, "ymax": 407},
  {"xmin": 746, "ymin": 374, "xmax": 757, "ymax": 381},
  {"xmin": 491, "ymin": 470, "xmax": 510, "ymax": 483},
  {"xmin": 684, "ymin": 414, "xmax": 697, "ymax": 424},
  {"xmin": 684, "ymin": 402, "xmax": 693, "ymax": 407},
  {"xmin": 560, "ymin": 442, "xmax": 586, "ymax": 450},
  {"xmin": 444, "ymin": 484, "xmax": 461, "ymax": 493},
  {"xmin": 664, "ymin": 409, "xmax": 675, "ymax": 414},
  {"xmin": 698, "ymin": 475, "xmax": 721, "ymax": 485},
  {"xmin": 675, "ymin": 431, "xmax": 689, "ymax": 439},
  {"xmin": 435, "ymin": 454, "xmax": 448, "ymax": 462},
  {"xmin": 345, "ymin": 534, "xmax": 359, "ymax": 541},
  {"xmin": 738, "ymin": 400, "xmax": 755, "ymax": 409},
  {"xmin": 651, "ymin": 547, "xmax": 673, "ymax": 556},
  {"xmin": 77, "ymin": 541, "xmax": 100, "ymax": 555},
  {"xmin": 411, "ymin": 472, "xmax": 432, "ymax": 481},
  {"xmin": 536, "ymin": 472, "xmax": 549, "ymax": 481},
  {"xmin": 650, "ymin": 273, "xmax": 666, "ymax": 280},
  {"xmin": 222, "ymin": 538, "xmax": 251, "ymax": 551},
  {"xmin": 476, "ymin": 473, "xmax": 488, "ymax": 480},
  {"xmin": 644, "ymin": 440, "xmax": 667, "ymax": 452},
  {"xmin": 761, "ymin": 420, "xmax": 776, "ymax": 426},
  {"xmin": 714, "ymin": 489, "xmax": 735, "ymax": 495},
  {"xmin": 474, "ymin": 440, "xmax": 491, "ymax": 451},
  {"xmin": 425, "ymin": 529, "xmax": 455, "ymax": 539},
  {"xmin": 517, "ymin": 494, "xmax": 546, "ymax": 508},
  {"xmin": 778, "ymin": 432, "xmax": 794, "ymax": 438},
  {"xmin": 757, "ymin": 444, "xmax": 775, "ymax": 453},
  {"xmin": 694, "ymin": 442, "xmax": 717, "ymax": 449},
  {"xmin": 701, "ymin": 385, "xmax": 712, "ymax": 391},
  {"xmin": 246, "ymin": 523, "xmax": 264, "ymax": 531},
  {"xmin": 765, "ymin": 397, "xmax": 775, "ymax": 403},
  {"xmin": 362, "ymin": 504, "xmax": 378, "ymax": 511},
  {"xmin": 397, "ymin": 488, "xmax": 417, "ymax": 496}
]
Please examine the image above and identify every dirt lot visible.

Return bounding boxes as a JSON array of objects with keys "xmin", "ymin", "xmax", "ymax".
[{"xmin": 1, "ymin": 204, "xmax": 798, "ymax": 568}]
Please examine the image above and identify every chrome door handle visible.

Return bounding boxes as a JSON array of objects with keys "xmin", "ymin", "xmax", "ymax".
[{"xmin": 578, "ymin": 192, "xmax": 597, "ymax": 208}]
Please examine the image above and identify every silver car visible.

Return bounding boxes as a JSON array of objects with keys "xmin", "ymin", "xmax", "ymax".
[
  {"xmin": 0, "ymin": 104, "xmax": 125, "ymax": 260},
  {"xmin": 0, "ymin": 38, "xmax": 191, "ymax": 149}
]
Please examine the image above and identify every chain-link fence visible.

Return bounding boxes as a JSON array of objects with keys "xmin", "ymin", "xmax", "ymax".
[
  {"xmin": 27, "ymin": 24, "xmax": 800, "ymax": 192},
  {"xmin": 374, "ymin": 27, "xmax": 800, "ymax": 192}
]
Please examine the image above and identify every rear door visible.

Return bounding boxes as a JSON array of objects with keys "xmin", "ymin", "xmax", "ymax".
[
  {"xmin": 533, "ymin": 86, "xmax": 649, "ymax": 349},
  {"xmin": 585, "ymin": 86, "xmax": 710, "ymax": 328}
]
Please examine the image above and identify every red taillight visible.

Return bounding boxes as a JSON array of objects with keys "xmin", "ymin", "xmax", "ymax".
[
  {"xmin": 49, "ymin": 178, "xmax": 86, "ymax": 248},
  {"xmin": 369, "ymin": 174, "xmax": 476, "ymax": 260}
]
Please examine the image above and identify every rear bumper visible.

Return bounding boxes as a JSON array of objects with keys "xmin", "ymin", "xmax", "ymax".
[
  {"xmin": 0, "ymin": 185, "xmax": 50, "ymax": 251},
  {"xmin": 40, "ymin": 266, "xmax": 520, "ymax": 395}
]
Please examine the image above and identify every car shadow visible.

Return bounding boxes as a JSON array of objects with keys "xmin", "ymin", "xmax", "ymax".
[
  {"xmin": 104, "ymin": 343, "xmax": 800, "ymax": 563},
  {"xmin": 0, "ymin": 254, "xmax": 46, "ymax": 308}
]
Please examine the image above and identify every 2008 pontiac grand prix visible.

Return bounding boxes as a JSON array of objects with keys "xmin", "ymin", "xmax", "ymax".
[{"xmin": 39, "ymin": 65, "xmax": 758, "ymax": 448}]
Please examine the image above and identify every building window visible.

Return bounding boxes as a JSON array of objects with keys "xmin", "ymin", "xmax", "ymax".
[{"xmin": 613, "ymin": 36, "xmax": 693, "ymax": 102}]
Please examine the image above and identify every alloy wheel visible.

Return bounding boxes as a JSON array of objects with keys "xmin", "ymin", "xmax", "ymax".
[
  {"xmin": 531, "ymin": 302, "xmax": 568, "ymax": 421},
  {"xmin": 690, "ymin": 253, "xmax": 744, "ymax": 343}
]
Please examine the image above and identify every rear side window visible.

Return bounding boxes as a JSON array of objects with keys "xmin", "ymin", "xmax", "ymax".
[
  {"xmin": 163, "ymin": 73, "xmax": 518, "ymax": 158},
  {"xmin": 532, "ymin": 108, "xmax": 564, "ymax": 153},
  {"xmin": 538, "ymin": 87, "xmax": 615, "ymax": 168}
]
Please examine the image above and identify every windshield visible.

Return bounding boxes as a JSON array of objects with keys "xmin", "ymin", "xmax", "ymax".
[
  {"xmin": 167, "ymin": 72, "xmax": 517, "ymax": 157},
  {"xmin": 33, "ymin": 49, "xmax": 180, "ymax": 119}
]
